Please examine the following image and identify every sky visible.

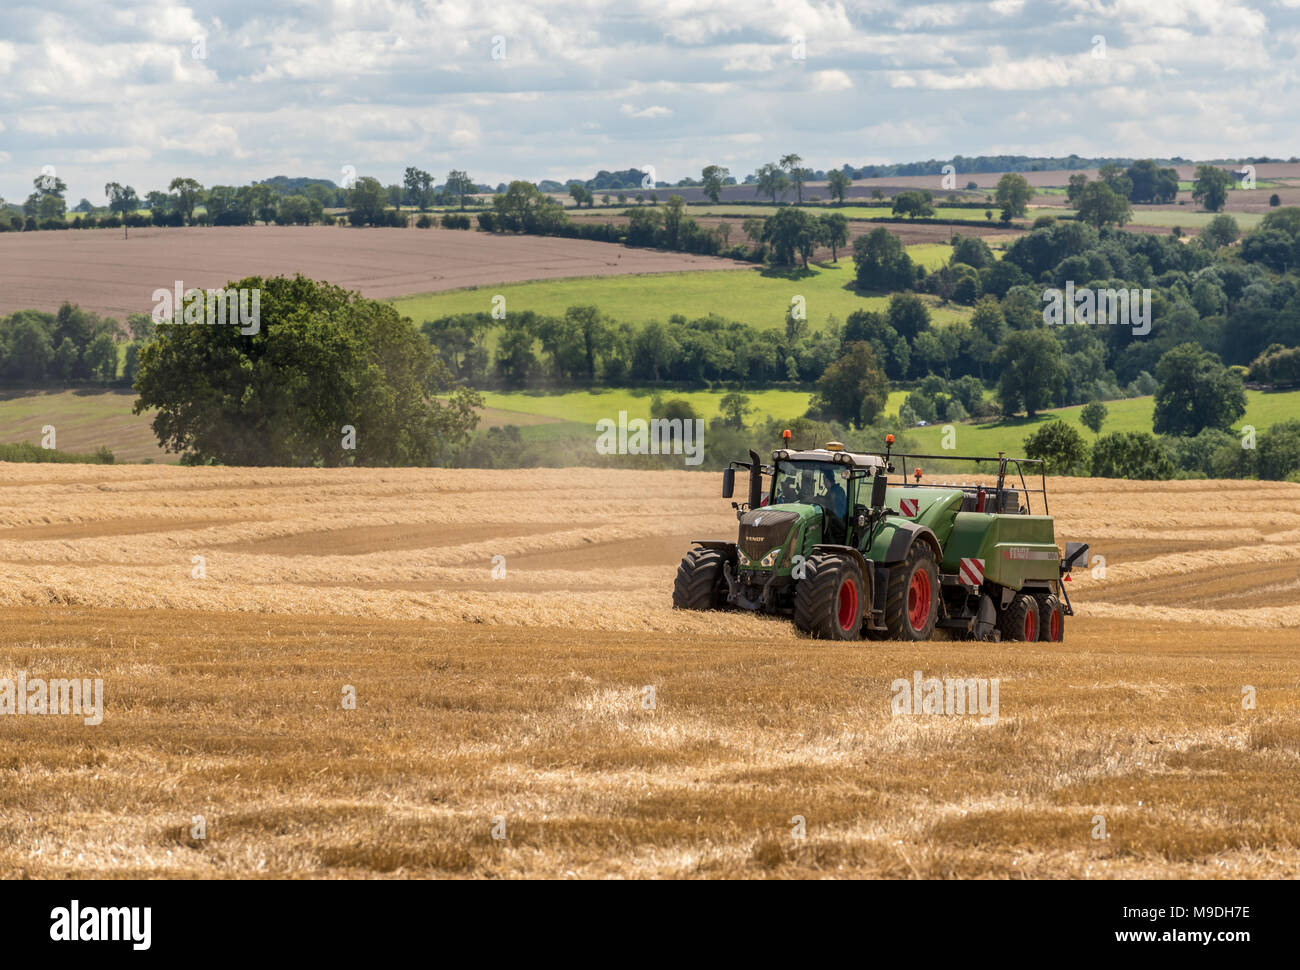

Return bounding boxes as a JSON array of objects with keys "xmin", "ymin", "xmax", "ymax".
[{"xmin": 1, "ymin": 0, "xmax": 1298, "ymax": 205}]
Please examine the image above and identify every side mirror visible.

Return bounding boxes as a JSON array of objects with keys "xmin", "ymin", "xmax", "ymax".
[
  {"xmin": 871, "ymin": 473, "xmax": 888, "ymax": 510},
  {"xmin": 722, "ymin": 467, "xmax": 735, "ymax": 499}
]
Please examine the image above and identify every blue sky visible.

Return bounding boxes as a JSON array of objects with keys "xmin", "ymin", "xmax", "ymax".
[{"xmin": 1, "ymin": 0, "xmax": 1297, "ymax": 205}]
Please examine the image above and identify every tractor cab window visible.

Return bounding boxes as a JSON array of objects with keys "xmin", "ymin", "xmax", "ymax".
[{"xmin": 771, "ymin": 461, "xmax": 849, "ymax": 520}]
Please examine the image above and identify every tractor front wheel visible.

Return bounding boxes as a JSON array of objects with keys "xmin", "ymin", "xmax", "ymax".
[
  {"xmin": 999, "ymin": 592, "xmax": 1040, "ymax": 641},
  {"xmin": 884, "ymin": 543, "xmax": 940, "ymax": 640},
  {"xmin": 794, "ymin": 553, "xmax": 864, "ymax": 640},
  {"xmin": 672, "ymin": 548, "xmax": 728, "ymax": 611}
]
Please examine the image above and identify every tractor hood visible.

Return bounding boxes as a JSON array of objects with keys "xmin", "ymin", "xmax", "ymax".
[{"xmin": 736, "ymin": 504, "xmax": 818, "ymax": 569}]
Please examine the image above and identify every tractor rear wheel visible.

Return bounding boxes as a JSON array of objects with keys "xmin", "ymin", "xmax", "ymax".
[
  {"xmin": 884, "ymin": 543, "xmax": 940, "ymax": 640},
  {"xmin": 1034, "ymin": 593, "xmax": 1065, "ymax": 642},
  {"xmin": 794, "ymin": 553, "xmax": 864, "ymax": 640},
  {"xmin": 672, "ymin": 548, "xmax": 728, "ymax": 611},
  {"xmin": 999, "ymin": 592, "xmax": 1040, "ymax": 641}
]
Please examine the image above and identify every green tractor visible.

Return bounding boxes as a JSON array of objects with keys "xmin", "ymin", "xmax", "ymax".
[{"xmin": 672, "ymin": 436, "xmax": 1088, "ymax": 641}]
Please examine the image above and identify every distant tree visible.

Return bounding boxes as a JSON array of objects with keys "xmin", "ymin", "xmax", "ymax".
[
  {"xmin": 755, "ymin": 163, "xmax": 788, "ymax": 204},
  {"xmin": 1023, "ymin": 419, "xmax": 1088, "ymax": 475},
  {"xmin": 886, "ymin": 292, "xmax": 930, "ymax": 342},
  {"xmin": 813, "ymin": 341, "xmax": 890, "ymax": 428},
  {"xmin": 104, "ymin": 182, "xmax": 140, "ymax": 217},
  {"xmin": 347, "ymin": 177, "xmax": 389, "ymax": 226},
  {"xmin": 701, "ymin": 165, "xmax": 729, "ymax": 204},
  {"xmin": 818, "ymin": 212, "xmax": 849, "ymax": 261},
  {"xmin": 1125, "ymin": 159, "xmax": 1179, "ymax": 204},
  {"xmin": 661, "ymin": 194, "xmax": 687, "ymax": 249},
  {"xmin": 85, "ymin": 333, "xmax": 119, "ymax": 381},
  {"xmin": 1270, "ymin": 193, "xmax": 1281, "ymax": 207},
  {"xmin": 1075, "ymin": 181, "xmax": 1131, "ymax": 229},
  {"xmin": 1066, "ymin": 173, "xmax": 1088, "ymax": 205},
  {"xmin": 827, "ymin": 169, "xmax": 851, "ymax": 205},
  {"xmin": 1201, "ymin": 213, "xmax": 1240, "ymax": 249},
  {"xmin": 445, "ymin": 170, "xmax": 475, "ymax": 210},
  {"xmin": 403, "ymin": 167, "xmax": 435, "ymax": 211},
  {"xmin": 763, "ymin": 206, "xmax": 817, "ymax": 267},
  {"xmin": 994, "ymin": 329, "xmax": 1065, "ymax": 418},
  {"xmin": 1090, "ymin": 431, "xmax": 1176, "ymax": 479},
  {"xmin": 780, "ymin": 154, "xmax": 805, "ymax": 204},
  {"xmin": 1153, "ymin": 343, "xmax": 1246, "ymax": 436},
  {"xmin": 1080, "ymin": 400, "xmax": 1108, "ymax": 435},
  {"xmin": 995, "ymin": 173, "xmax": 1033, "ymax": 218},
  {"xmin": 891, "ymin": 190, "xmax": 935, "ymax": 219},
  {"xmin": 276, "ymin": 194, "xmax": 315, "ymax": 225},
  {"xmin": 719, "ymin": 392, "xmax": 753, "ymax": 429},
  {"xmin": 852, "ymin": 227, "xmax": 915, "ymax": 291},
  {"xmin": 1097, "ymin": 163, "xmax": 1134, "ymax": 201},
  {"xmin": 1192, "ymin": 165, "xmax": 1233, "ymax": 212},
  {"xmin": 567, "ymin": 183, "xmax": 591, "ymax": 208},
  {"xmin": 168, "ymin": 177, "xmax": 204, "ymax": 225}
]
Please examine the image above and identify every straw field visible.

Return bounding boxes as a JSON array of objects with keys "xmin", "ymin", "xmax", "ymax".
[{"xmin": 1, "ymin": 464, "xmax": 1297, "ymax": 878}]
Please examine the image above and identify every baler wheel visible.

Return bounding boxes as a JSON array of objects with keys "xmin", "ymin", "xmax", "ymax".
[
  {"xmin": 1034, "ymin": 593, "xmax": 1065, "ymax": 642},
  {"xmin": 884, "ymin": 543, "xmax": 940, "ymax": 640},
  {"xmin": 999, "ymin": 592, "xmax": 1040, "ymax": 642}
]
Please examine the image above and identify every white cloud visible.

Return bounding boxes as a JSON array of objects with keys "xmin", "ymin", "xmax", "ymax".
[
  {"xmin": 1, "ymin": 0, "xmax": 1296, "ymax": 203},
  {"xmin": 620, "ymin": 104, "xmax": 674, "ymax": 118}
]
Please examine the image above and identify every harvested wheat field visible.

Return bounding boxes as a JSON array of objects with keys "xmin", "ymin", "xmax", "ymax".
[
  {"xmin": 1, "ymin": 465, "xmax": 1298, "ymax": 879},
  {"xmin": 0, "ymin": 226, "xmax": 749, "ymax": 320}
]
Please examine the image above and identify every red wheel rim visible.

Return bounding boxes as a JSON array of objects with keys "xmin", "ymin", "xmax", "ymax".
[
  {"xmin": 1050, "ymin": 610, "xmax": 1061, "ymax": 641},
  {"xmin": 1025, "ymin": 608, "xmax": 1037, "ymax": 641},
  {"xmin": 907, "ymin": 569, "xmax": 932, "ymax": 632},
  {"xmin": 837, "ymin": 579, "xmax": 859, "ymax": 631}
]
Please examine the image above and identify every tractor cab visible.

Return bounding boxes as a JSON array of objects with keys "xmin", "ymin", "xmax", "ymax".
[{"xmin": 763, "ymin": 444, "xmax": 885, "ymax": 543}]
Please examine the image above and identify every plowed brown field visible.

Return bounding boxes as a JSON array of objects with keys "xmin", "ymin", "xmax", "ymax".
[
  {"xmin": 2, "ymin": 465, "xmax": 1297, "ymax": 878},
  {"xmin": 0, "ymin": 226, "xmax": 749, "ymax": 320}
]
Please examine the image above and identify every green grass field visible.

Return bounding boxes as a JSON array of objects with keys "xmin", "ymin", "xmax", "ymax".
[
  {"xmin": 1124, "ymin": 209, "xmax": 1266, "ymax": 230},
  {"xmin": 903, "ymin": 389, "xmax": 1299, "ymax": 455},
  {"xmin": 391, "ymin": 249, "xmax": 972, "ymax": 332},
  {"xmin": 482, "ymin": 385, "xmax": 1300, "ymax": 460},
  {"xmin": 479, "ymin": 387, "xmax": 814, "ymax": 427}
]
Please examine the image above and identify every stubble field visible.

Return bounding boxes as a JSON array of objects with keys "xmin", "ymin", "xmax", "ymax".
[{"xmin": 1, "ymin": 465, "xmax": 1297, "ymax": 878}]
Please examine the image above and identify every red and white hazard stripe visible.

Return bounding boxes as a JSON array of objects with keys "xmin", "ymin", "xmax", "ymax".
[
  {"xmin": 959, "ymin": 557, "xmax": 985, "ymax": 587},
  {"xmin": 899, "ymin": 498, "xmax": 919, "ymax": 517}
]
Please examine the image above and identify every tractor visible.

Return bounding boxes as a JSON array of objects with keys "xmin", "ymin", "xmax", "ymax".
[{"xmin": 672, "ymin": 435, "xmax": 1088, "ymax": 641}]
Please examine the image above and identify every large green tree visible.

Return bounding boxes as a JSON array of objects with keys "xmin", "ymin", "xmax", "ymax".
[
  {"xmin": 1152, "ymin": 342, "xmax": 1246, "ymax": 436},
  {"xmin": 700, "ymin": 165, "xmax": 729, "ymax": 204},
  {"xmin": 133, "ymin": 275, "xmax": 481, "ymax": 465},
  {"xmin": 994, "ymin": 173, "xmax": 1033, "ymax": 218},
  {"xmin": 1192, "ymin": 165, "xmax": 1233, "ymax": 212},
  {"xmin": 994, "ymin": 328, "xmax": 1065, "ymax": 418},
  {"xmin": 813, "ymin": 341, "xmax": 890, "ymax": 428}
]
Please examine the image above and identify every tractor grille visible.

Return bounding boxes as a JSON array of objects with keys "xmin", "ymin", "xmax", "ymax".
[{"xmin": 738, "ymin": 509, "xmax": 799, "ymax": 563}]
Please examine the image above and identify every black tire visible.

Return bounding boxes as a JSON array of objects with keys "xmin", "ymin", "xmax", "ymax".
[
  {"xmin": 884, "ymin": 543, "xmax": 940, "ymax": 641},
  {"xmin": 672, "ymin": 548, "xmax": 727, "ymax": 611},
  {"xmin": 1033, "ymin": 592, "xmax": 1065, "ymax": 642},
  {"xmin": 793, "ymin": 553, "xmax": 864, "ymax": 640},
  {"xmin": 999, "ymin": 592, "xmax": 1040, "ymax": 642}
]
